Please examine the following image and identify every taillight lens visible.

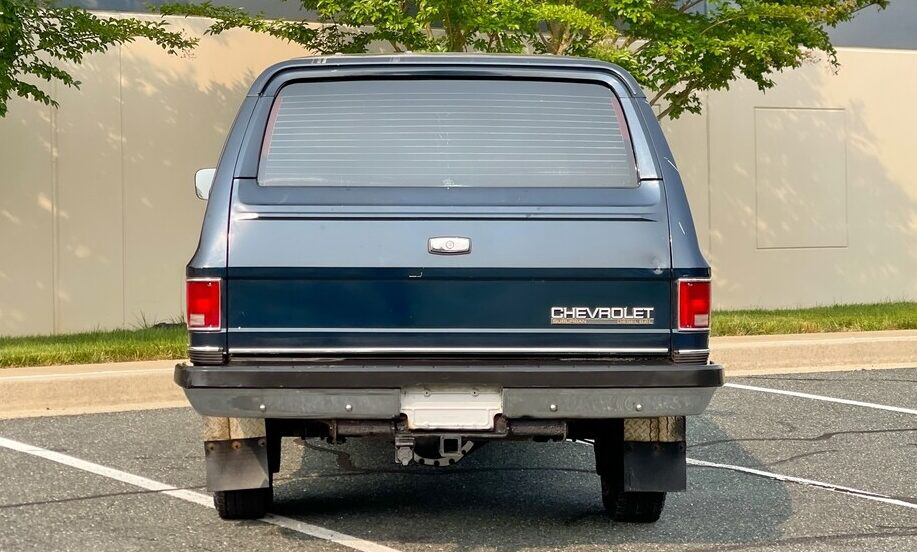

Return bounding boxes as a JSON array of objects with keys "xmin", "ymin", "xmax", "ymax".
[
  {"xmin": 187, "ymin": 279, "xmax": 221, "ymax": 330},
  {"xmin": 678, "ymin": 279, "xmax": 711, "ymax": 331}
]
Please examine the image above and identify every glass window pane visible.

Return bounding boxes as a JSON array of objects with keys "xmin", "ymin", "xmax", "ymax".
[{"xmin": 257, "ymin": 79, "xmax": 639, "ymax": 189}]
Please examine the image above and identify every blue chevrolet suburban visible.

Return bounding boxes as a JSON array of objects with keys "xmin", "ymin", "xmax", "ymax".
[{"xmin": 176, "ymin": 55, "xmax": 722, "ymax": 523}]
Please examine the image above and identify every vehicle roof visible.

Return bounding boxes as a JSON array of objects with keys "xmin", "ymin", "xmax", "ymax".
[{"xmin": 246, "ymin": 54, "xmax": 644, "ymax": 98}]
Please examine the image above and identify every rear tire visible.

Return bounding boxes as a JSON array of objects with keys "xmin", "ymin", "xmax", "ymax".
[
  {"xmin": 600, "ymin": 477, "xmax": 665, "ymax": 523},
  {"xmin": 593, "ymin": 420, "xmax": 667, "ymax": 523},
  {"xmin": 213, "ymin": 486, "xmax": 272, "ymax": 520}
]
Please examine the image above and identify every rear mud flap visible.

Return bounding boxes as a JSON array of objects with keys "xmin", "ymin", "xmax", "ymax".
[
  {"xmin": 595, "ymin": 417, "xmax": 687, "ymax": 492},
  {"xmin": 205, "ymin": 437, "xmax": 270, "ymax": 492},
  {"xmin": 619, "ymin": 441, "xmax": 687, "ymax": 492},
  {"xmin": 201, "ymin": 417, "xmax": 269, "ymax": 491}
]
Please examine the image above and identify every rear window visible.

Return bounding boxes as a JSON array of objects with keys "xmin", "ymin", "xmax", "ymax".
[{"xmin": 257, "ymin": 79, "xmax": 638, "ymax": 189}]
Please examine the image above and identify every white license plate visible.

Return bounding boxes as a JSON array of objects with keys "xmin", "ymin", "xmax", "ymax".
[{"xmin": 400, "ymin": 386, "xmax": 503, "ymax": 430}]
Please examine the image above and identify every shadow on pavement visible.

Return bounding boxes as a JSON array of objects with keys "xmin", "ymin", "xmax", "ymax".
[{"xmin": 269, "ymin": 416, "xmax": 792, "ymax": 550}]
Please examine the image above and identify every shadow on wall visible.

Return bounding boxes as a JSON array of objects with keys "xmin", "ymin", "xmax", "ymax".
[
  {"xmin": 0, "ymin": 88, "xmax": 55, "ymax": 334},
  {"xmin": 691, "ymin": 48, "xmax": 917, "ymax": 309},
  {"xmin": 0, "ymin": 15, "xmax": 308, "ymax": 336}
]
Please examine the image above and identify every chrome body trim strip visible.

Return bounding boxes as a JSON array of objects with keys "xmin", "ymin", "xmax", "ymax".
[
  {"xmin": 226, "ymin": 327, "xmax": 670, "ymax": 334},
  {"xmin": 228, "ymin": 346, "xmax": 670, "ymax": 355},
  {"xmin": 188, "ymin": 345, "xmax": 223, "ymax": 352}
]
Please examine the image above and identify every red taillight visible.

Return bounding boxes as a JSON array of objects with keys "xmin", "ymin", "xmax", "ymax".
[
  {"xmin": 678, "ymin": 279, "xmax": 711, "ymax": 331},
  {"xmin": 187, "ymin": 279, "xmax": 221, "ymax": 330}
]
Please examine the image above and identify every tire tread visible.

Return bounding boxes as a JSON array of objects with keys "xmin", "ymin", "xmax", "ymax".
[
  {"xmin": 601, "ymin": 481, "xmax": 665, "ymax": 523},
  {"xmin": 213, "ymin": 487, "xmax": 272, "ymax": 520}
]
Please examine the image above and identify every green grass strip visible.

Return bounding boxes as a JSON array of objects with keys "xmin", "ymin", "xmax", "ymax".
[
  {"xmin": 711, "ymin": 302, "xmax": 917, "ymax": 337},
  {"xmin": 0, "ymin": 326, "xmax": 187, "ymax": 368}
]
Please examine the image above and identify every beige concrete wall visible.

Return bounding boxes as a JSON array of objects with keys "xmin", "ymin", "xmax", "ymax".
[
  {"xmin": 1, "ymin": 30, "xmax": 915, "ymax": 335},
  {"xmin": 664, "ymin": 48, "xmax": 917, "ymax": 309},
  {"xmin": 0, "ymin": 16, "xmax": 307, "ymax": 336}
]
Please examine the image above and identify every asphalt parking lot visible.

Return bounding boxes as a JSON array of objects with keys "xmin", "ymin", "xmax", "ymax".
[{"xmin": 0, "ymin": 367, "xmax": 914, "ymax": 551}]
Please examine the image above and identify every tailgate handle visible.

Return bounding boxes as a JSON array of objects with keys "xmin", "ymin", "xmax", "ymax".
[{"xmin": 428, "ymin": 237, "xmax": 471, "ymax": 255}]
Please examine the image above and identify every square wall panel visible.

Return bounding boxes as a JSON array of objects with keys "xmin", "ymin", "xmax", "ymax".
[{"xmin": 755, "ymin": 108, "xmax": 848, "ymax": 249}]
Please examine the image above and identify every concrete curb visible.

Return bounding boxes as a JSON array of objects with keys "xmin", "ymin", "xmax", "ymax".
[
  {"xmin": 0, "ymin": 359, "xmax": 187, "ymax": 419},
  {"xmin": 710, "ymin": 330, "xmax": 917, "ymax": 374},
  {"xmin": 1, "ymin": 330, "xmax": 914, "ymax": 418}
]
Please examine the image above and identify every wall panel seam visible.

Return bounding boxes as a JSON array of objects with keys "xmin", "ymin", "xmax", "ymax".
[
  {"xmin": 51, "ymin": 81, "xmax": 59, "ymax": 334},
  {"xmin": 843, "ymin": 109, "xmax": 850, "ymax": 248},
  {"xmin": 753, "ymin": 107, "xmax": 759, "ymax": 250},
  {"xmin": 119, "ymin": 44, "xmax": 127, "ymax": 327},
  {"xmin": 705, "ymin": 90, "xmax": 712, "ymax": 257}
]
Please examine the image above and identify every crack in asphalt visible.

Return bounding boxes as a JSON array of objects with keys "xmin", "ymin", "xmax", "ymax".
[
  {"xmin": 771, "ymin": 419, "xmax": 799, "ymax": 433},
  {"xmin": 689, "ymin": 427, "xmax": 917, "ymax": 449},
  {"xmin": 684, "ymin": 527, "xmax": 917, "ymax": 551},
  {"xmin": 687, "ymin": 463, "xmax": 917, "ymax": 504},
  {"xmin": 744, "ymin": 374, "xmax": 917, "ymax": 384},
  {"xmin": 0, "ymin": 484, "xmax": 207, "ymax": 510},
  {"xmin": 0, "ymin": 472, "xmax": 306, "ymax": 511},
  {"xmin": 763, "ymin": 448, "xmax": 839, "ymax": 467}
]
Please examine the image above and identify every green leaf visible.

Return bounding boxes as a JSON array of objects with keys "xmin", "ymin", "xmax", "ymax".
[
  {"xmin": 0, "ymin": 0, "xmax": 195, "ymax": 117},
  {"xmin": 3, "ymin": 0, "xmax": 887, "ymax": 119}
]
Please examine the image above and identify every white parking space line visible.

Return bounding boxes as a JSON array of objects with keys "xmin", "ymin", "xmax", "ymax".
[
  {"xmin": 686, "ymin": 458, "xmax": 917, "ymax": 510},
  {"xmin": 0, "ymin": 436, "xmax": 401, "ymax": 552},
  {"xmin": 724, "ymin": 382, "xmax": 917, "ymax": 416},
  {"xmin": 572, "ymin": 440, "xmax": 917, "ymax": 511}
]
